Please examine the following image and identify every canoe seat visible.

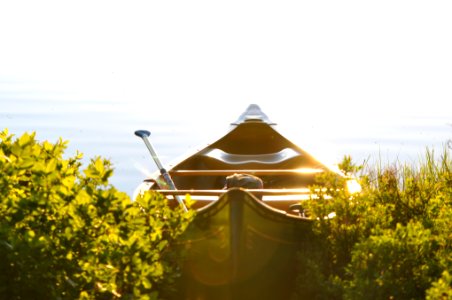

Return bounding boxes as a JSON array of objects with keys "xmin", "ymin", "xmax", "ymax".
[{"xmin": 200, "ymin": 147, "xmax": 300, "ymax": 165}]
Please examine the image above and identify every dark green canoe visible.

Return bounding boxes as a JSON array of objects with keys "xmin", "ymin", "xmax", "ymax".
[{"xmin": 172, "ymin": 189, "xmax": 312, "ymax": 300}]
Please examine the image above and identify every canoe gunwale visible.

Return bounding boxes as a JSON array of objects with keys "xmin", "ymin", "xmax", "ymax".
[
  {"xmin": 151, "ymin": 188, "xmax": 312, "ymax": 196},
  {"xmin": 178, "ymin": 188, "xmax": 313, "ymax": 222}
]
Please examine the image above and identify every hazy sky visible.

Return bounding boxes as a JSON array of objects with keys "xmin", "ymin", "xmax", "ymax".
[
  {"xmin": 2, "ymin": 1, "xmax": 451, "ymax": 108},
  {"xmin": 1, "ymin": 1, "xmax": 451, "ymax": 153}
]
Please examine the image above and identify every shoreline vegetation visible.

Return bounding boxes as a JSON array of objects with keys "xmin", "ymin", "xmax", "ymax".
[
  {"xmin": 295, "ymin": 151, "xmax": 451, "ymax": 299},
  {"xmin": 1, "ymin": 129, "xmax": 451, "ymax": 299}
]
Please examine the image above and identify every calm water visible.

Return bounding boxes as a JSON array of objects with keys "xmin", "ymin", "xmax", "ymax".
[{"xmin": 1, "ymin": 98, "xmax": 451, "ymax": 196}]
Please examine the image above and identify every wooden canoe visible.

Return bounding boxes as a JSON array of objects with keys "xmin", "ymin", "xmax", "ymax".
[
  {"xmin": 136, "ymin": 104, "xmax": 339, "ymax": 212},
  {"xmin": 135, "ymin": 104, "xmax": 342, "ymax": 299}
]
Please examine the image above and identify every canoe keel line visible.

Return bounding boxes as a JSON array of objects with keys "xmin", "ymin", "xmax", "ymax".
[{"xmin": 174, "ymin": 189, "xmax": 311, "ymax": 300}]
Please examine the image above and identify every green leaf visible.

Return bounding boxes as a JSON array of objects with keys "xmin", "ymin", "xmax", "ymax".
[
  {"xmin": 18, "ymin": 132, "xmax": 34, "ymax": 147},
  {"xmin": 45, "ymin": 159, "xmax": 57, "ymax": 174},
  {"xmin": 142, "ymin": 278, "xmax": 152, "ymax": 289}
]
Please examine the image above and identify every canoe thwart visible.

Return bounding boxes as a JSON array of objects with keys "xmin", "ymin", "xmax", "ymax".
[
  {"xmin": 152, "ymin": 188, "xmax": 311, "ymax": 196},
  {"xmin": 168, "ymin": 168, "xmax": 324, "ymax": 176}
]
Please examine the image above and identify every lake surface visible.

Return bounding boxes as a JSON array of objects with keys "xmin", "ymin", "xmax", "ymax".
[{"xmin": 1, "ymin": 98, "xmax": 451, "ymax": 196}]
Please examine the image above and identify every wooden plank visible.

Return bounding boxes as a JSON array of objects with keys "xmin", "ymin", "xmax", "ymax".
[
  {"xmin": 152, "ymin": 188, "xmax": 312, "ymax": 196},
  {"xmin": 168, "ymin": 169, "xmax": 324, "ymax": 176}
]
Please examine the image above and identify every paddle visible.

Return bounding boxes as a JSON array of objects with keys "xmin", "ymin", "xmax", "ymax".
[{"xmin": 134, "ymin": 130, "xmax": 188, "ymax": 212}]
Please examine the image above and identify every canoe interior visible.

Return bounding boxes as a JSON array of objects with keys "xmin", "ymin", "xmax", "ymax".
[
  {"xmin": 145, "ymin": 118, "xmax": 335, "ymax": 213},
  {"xmin": 171, "ymin": 120, "xmax": 327, "ymax": 189}
]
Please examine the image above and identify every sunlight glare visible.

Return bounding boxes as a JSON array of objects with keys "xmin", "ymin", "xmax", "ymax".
[
  {"xmin": 295, "ymin": 168, "xmax": 324, "ymax": 174},
  {"xmin": 346, "ymin": 179, "xmax": 362, "ymax": 195}
]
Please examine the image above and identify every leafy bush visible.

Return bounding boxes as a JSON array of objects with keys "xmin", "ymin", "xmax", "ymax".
[
  {"xmin": 0, "ymin": 129, "xmax": 194, "ymax": 299},
  {"xmin": 426, "ymin": 271, "xmax": 452, "ymax": 300},
  {"xmin": 345, "ymin": 222, "xmax": 440, "ymax": 299},
  {"xmin": 293, "ymin": 152, "xmax": 452, "ymax": 300}
]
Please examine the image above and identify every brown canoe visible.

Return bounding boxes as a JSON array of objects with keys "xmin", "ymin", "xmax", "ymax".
[{"xmin": 135, "ymin": 104, "xmax": 342, "ymax": 299}]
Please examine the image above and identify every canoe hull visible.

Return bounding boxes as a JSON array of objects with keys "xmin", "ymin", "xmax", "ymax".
[{"xmin": 172, "ymin": 189, "xmax": 311, "ymax": 300}]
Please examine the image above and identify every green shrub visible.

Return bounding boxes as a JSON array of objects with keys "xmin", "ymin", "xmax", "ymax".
[
  {"xmin": 426, "ymin": 271, "xmax": 452, "ymax": 300},
  {"xmin": 0, "ymin": 129, "xmax": 194, "ymax": 299},
  {"xmin": 293, "ymin": 156, "xmax": 388, "ymax": 299},
  {"xmin": 345, "ymin": 222, "xmax": 440, "ymax": 299},
  {"xmin": 293, "ymin": 151, "xmax": 451, "ymax": 300}
]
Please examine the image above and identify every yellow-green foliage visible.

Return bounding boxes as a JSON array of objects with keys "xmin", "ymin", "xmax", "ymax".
[
  {"xmin": 0, "ymin": 129, "xmax": 195, "ymax": 299},
  {"xmin": 294, "ymin": 153, "xmax": 452, "ymax": 300}
]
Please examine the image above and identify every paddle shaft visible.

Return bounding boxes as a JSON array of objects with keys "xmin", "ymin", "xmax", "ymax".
[{"xmin": 135, "ymin": 130, "xmax": 188, "ymax": 212}]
